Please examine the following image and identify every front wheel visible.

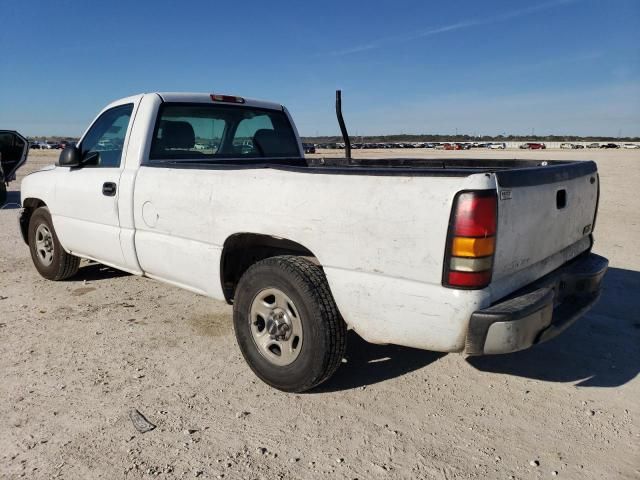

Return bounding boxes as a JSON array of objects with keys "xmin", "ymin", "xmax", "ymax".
[
  {"xmin": 28, "ymin": 207, "xmax": 80, "ymax": 280},
  {"xmin": 233, "ymin": 256, "xmax": 347, "ymax": 392}
]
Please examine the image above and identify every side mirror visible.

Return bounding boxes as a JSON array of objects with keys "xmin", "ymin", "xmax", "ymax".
[{"xmin": 57, "ymin": 146, "xmax": 82, "ymax": 167}]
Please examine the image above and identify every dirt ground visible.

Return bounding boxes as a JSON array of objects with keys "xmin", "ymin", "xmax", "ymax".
[{"xmin": 1, "ymin": 149, "xmax": 638, "ymax": 480}]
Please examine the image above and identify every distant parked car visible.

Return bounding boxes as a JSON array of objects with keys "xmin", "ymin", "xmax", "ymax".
[
  {"xmin": 443, "ymin": 143, "xmax": 455, "ymax": 150},
  {"xmin": 489, "ymin": 143, "xmax": 506, "ymax": 149},
  {"xmin": 520, "ymin": 142, "xmax": 546, "ymax": 150},
  {"xmin": 622, "ymin": 143, "xmax": 639, "ymax": 149},
  {"xmin": 303, "ymin": 143, "xmax": 316, "ymax": 154},
  {"xmin": 560, "ymin": 143, "xmax": 575, "ymax": 149},
  {"xmin": 600, "ymin": 143, "xmax": 619, "ymax": 149},
  {"xmin": 574, "ymin": 144, "xmax": 585, "ymax": 149},
  {"xmin": 587, "ymin": 143, "xmax": 600, "ymax": 149},
  {"xmin": 29, "ymin": 143, "xmax": 41, "ymax": 149},
  {"xmin": 59, "ymin": 141, "xmax": 76, "ymax": 149}
]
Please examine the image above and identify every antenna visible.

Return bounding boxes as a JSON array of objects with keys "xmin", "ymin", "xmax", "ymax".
[{"xmin": 335, "ymin": 90, "xmax": 351, "ymax": 160}]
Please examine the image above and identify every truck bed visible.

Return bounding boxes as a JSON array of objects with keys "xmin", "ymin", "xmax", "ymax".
[
  {"xmin": 144, "ymin": 154, "xmax": 599, "ymax": 302},
  {"xmin": 137, "ymin": 151, "xmax": 598, "ymax": 314}
]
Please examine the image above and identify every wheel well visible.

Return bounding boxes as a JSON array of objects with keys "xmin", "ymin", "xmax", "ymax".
[
  {"xmin": 19, "ymin": 198, "xmax": 46, "ymax": 244},
  {"xmin": 220, "ymin": 233, "xmax": 316, "ymax": 303}
]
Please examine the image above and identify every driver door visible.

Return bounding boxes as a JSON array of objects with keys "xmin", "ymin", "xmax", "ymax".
[{"xmin": 53, "ymin": 103, "xmax": 134, "ymax": 268}]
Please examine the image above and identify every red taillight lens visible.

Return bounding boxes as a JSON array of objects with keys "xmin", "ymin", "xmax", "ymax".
[
  {"xmin": 448, "ymin": 270, "xmax": 492, "ymax": 287},
  {"xmin": 443, "ymin": 190, "xmax": 497, "ymax": 289},
  {"xmin": 453, "ymin": 193, "xmax": 497, "ymax": 237}
]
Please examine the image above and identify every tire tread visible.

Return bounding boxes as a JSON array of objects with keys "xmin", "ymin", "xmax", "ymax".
[
  {"xmin": 235, "ymin": 255, "xmax": 347, "ymax": 392},
  {"xmin": 29, "ymin": 207, "xmax": 80, "ymax": 281}
]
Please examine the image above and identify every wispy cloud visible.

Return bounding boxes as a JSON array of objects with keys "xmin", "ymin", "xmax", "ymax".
[{"xmin": 330, "ymin": 0, "xmax": 581, "ymax": 56}]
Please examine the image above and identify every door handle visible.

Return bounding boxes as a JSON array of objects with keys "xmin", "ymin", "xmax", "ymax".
[{"xmin": 102, "ymin": 182, "xmax": 117, "ymax": 196}]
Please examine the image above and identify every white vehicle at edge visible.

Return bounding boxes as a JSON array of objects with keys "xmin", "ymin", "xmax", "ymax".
[
  {"xmin": 488, "ymin": 142, "xmax": 506, "ymax": 149},
  {"xmin": 19, "ymin": 92, "xmax": 608, "ymax": 392}
]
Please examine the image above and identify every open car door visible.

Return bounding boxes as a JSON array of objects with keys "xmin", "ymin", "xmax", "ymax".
[
  {"xmin": 0, "ymin": 130, "xmax": 29, "ymax": 184},
  {"xmin": 0, "ymin": 130, "xmax": 29, "ymax": 206}
]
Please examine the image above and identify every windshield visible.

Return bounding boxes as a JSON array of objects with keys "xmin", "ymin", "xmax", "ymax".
[{"xmin": 149, "ymin": 103, "xmax": 300, "ymax": 160}]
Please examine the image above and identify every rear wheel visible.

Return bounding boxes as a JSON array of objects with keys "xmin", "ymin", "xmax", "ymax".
[
  {"xmin": 233, "ymin": 256, "xmax": 347, "ymax": 392},
  {"xmin": 28, "ymin": 207, "xmax": 80, "ymax": 280}
]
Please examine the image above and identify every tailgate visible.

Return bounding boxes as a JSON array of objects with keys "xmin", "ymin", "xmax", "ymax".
[{"xmin": 491, "ymin": 161, "xmax": 599, "ymax": 296}]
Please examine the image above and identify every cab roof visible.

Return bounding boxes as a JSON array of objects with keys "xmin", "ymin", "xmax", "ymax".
[{"xmin": 155, "ymin": 92, "xmax": 284, "ymax": 111}]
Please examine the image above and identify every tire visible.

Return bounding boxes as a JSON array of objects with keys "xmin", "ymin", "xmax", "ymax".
[
  {"xmin": 233, "ymin": 256, "xmax": 347, "ymax": 392},
  {"xmin": 28, "ymin": 207, "xmax": 80, "ymax": 281}
]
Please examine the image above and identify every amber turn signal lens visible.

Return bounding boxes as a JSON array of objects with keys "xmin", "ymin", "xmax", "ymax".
[{"xmin": 451, "ymin": 236, "xmax": 495, "ymax": 258}]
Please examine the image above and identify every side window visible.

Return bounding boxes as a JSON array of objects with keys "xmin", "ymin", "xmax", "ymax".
[{"xmin": 80, "ymin": 104, "xmax": 133, "ymax": 168}]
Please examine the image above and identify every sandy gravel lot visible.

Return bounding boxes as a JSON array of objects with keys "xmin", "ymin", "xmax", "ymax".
[{"xmin": 1, "ymin": 149, "xmax": 638, "ymax": 479}]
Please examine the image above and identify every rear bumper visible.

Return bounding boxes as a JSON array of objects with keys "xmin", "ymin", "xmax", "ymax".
[{"xmin": 465, "ymin": 252, "xmax": 608, "ymax": 355}]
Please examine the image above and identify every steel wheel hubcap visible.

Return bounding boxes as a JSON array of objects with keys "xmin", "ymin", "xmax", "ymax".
[
  {"xmin": 35, "ymin": 224, "xmax": 54, "ymax": 266},
  {"xmin": 249, "ymin": 288, "xmax": 303, "ymax": 366}
]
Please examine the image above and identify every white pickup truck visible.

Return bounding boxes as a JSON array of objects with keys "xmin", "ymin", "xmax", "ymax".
[{"xmin": 18, "ymin": 92, "xmax": 608, "ymax": 392}]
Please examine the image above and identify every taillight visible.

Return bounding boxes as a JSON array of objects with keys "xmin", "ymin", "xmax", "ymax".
[{"xmin": 443, "ymin": 190, "xmax": 497, "ymax": 289}]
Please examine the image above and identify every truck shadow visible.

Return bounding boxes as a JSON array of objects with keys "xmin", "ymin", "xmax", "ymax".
[
  {"xmin": 467, "ymin": 267, "xmax": 640, "ymax": 387},
  {"xmin": 316, "ymin": 331, "xmax": 446, "ymax": 392},
  {"xmin": 0, "ymin": 190, "xmax": 21, "ymax": 210},
  {"xmin": 72, "ymin": 262, "xmax": 130, "ymax": 282}
]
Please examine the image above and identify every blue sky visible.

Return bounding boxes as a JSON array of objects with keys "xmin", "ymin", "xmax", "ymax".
[{"xmin": 1, "ymin": 0, "xmax": 638, "ymax": 137}]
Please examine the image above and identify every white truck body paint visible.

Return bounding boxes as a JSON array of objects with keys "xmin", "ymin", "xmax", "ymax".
[
  {"xmin": 132, "ymin": 166, "xmax": 494, "ymax": 351},
  {"xmin": 20, "ymin": 92, "xmax": 602, "ymax": 354}
]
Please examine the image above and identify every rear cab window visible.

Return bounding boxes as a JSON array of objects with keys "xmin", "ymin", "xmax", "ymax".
[{"xmin": 149, "ymin": 103, "xmax": 300, "ymax": 161}]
